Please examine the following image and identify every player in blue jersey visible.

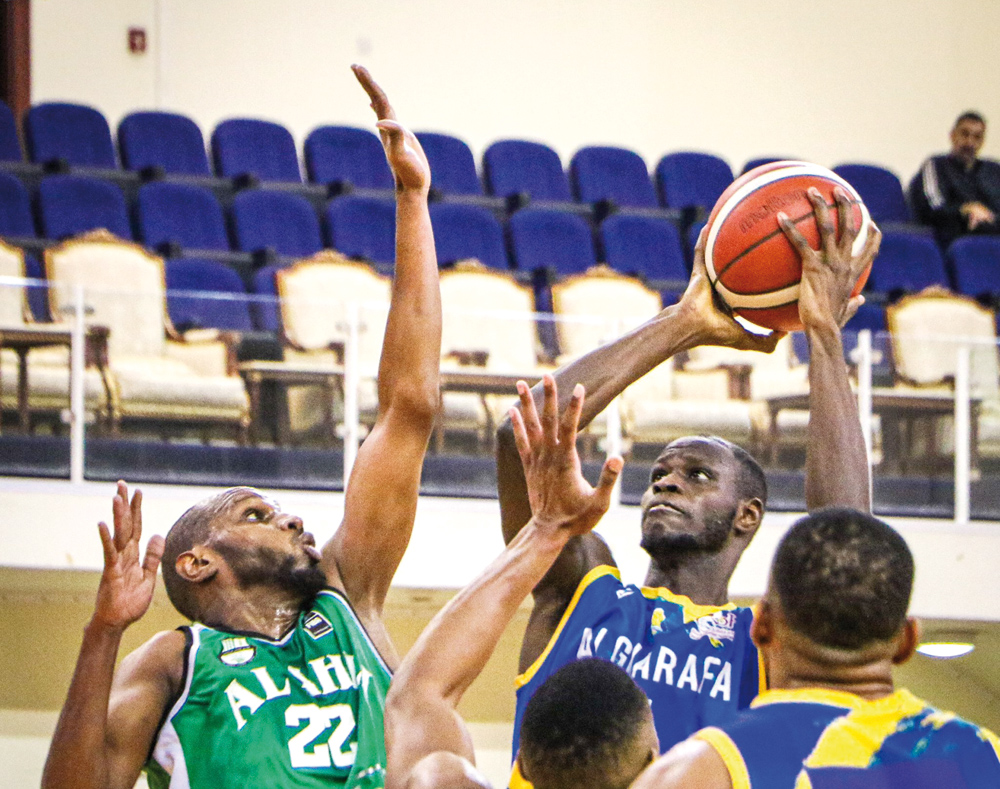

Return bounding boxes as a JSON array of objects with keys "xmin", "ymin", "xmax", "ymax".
[
  {"xmin": 384, "ymin": 375, "xmax": 661, "ymax": 789},
  {"xmin": 43, "ymin": 66, "xmax": 441, "ymax": 789},
  {"xmin": 633, "ymin": 507, "xmax": 1000, "ymax": 788},
  {"xmin": 496, "ymin": 188, "xmax": 883, "ymax": 780}
]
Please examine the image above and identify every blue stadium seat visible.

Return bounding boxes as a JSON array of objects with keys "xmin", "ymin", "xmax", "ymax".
[
  {"xmin": 230, "ymin": 190, "xmax": 322, "ymax": 258},
  {"xmin": 741, "ymin": 157, "xmax": 792, "ymax": 175},
  {"xmin": 165, "ymin": 258, "xmax": 254, "ymax": 332},
  {"xmin": 508, "ymin": 208, "xmax": 596, "ymax": 276},
  {"xmin": 0, "ymin": 100, "xmax": 23, "ymax": 162},
  {"xmin": 655, "ymin": 152, "xmax": 733, "ymax": 213},
  {"xmin": 833, "ymin": 163, "xmax": 910, "ymax": 225},
  {"xmin": 304, "ymin": 125, "xmax": 393, "ymax": 191},
  {"xmin": 0, "ymin": 171, "xmax": 36, "ymax": 237},
  {"xmin": 24, "ymin": 102, "xmax": 117, "ymax": 168},
  {"xmin": 865, "ymin": 230, "xmax": 948, "ymax": 296},
  {"xmin": 414, "ymin": 132, "xmax": 482, "ymax": 196},
  {"xmin": 429, "ymin": 203, "xmax": 508, "ymax": 269},
  {"xmin": 119, "ymin": 111, "xmax": 212, "ymax": 176},
  {"xmin": 482, "ymin": 140, "xmax": 572, "ymax": 202},
  {"xmin": 137, "ymin": 182, "xmax": 230, "ymax": 252},
  {"xmin": 37, "ymin": 175, "xmax": 131, "ymax": 240},
  {"xmin": 570, "ymin": 146, "xmax": 658, "ymax": 209},
  {"xmin": 211, "ymin": 119, "xmax": 301, "ymax": 182},
  {"xmin": 947, "ymin": 236, "xmax": 1000, "ymax": 300},
  {"xmin": 252, "ymin": 264, "xmax": 283, "ymax": 331},
  {"xmin": 600, "ymin": 214, "xmax": 688, "ymax": 283},
  {"xmin": 325, "ymin": 195, "xmax": 396, "ymax": 268}
]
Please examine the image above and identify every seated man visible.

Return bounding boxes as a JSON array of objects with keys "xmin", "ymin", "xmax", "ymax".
[
  {"xmin": 634, "ymin": 507, "xmax": 1000, "ymax": 788},
  {"xmin": 384, "ymin": 376, "xmax": 659, "ymax": 789},
  {"xmin": 42, "ymin": 65, "xmax": 440, "ymax": 789},
  {"xmin": 910, "ymin": 111, "xmax": 1000, "ymax": 247}
]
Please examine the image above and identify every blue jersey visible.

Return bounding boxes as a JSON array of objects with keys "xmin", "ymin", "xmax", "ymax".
[
  {"xmin": 696, "ymin": 687, "xmax": 1000, "ymax": 788},
  {"xmin": 512, "ymin": 566, "xmax": 762, "ymax": 763}
]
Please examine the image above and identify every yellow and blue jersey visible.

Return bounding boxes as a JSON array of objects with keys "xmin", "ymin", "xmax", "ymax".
[
  {"xmin": 512, "ymin": 566, "xmax": 762, "ymax": 765},
  {"xmin": 695, "ymin": 687, "xmax": 1000, "ymax": 788}
]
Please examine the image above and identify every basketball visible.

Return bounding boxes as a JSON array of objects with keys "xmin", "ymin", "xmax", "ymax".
[{"xmin": 703, "ymin": 161, "xmax": 872, "ymax": 332}]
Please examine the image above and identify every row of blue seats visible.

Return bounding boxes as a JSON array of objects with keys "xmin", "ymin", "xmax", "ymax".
[{"xmin": 0, "ymin": 99, "xmax": 916, "ymax": 225}]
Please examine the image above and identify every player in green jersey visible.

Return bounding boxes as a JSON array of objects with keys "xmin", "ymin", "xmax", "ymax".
[{"xmin": 43, "ymin": 65, "xmax": 440, "ymax": 789}]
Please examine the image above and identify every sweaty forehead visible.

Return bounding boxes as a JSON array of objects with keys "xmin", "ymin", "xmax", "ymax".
[
  {"xmin": 213, "ymin": 487, "xmax": 279, "ymax": 515},
  {"xmin": 655, "ymin": 437, "xmax": 737, "ymax": 467}
]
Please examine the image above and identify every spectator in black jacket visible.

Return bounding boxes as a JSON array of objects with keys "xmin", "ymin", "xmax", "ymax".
[{"xmin": 910, "ymin": 111, "xmax": 1000, "ymax": 247}]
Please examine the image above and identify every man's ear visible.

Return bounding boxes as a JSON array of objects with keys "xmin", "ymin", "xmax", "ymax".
[
  {"xmin": 892, "ymin": 617, "xmax": 920, "ymax": 665},
  {"xmin": 751, "ymin": 598, "xmax": 773, "ymax": 649},
  {"xmin": 175, "ymin": 545, "xmax": 219, "ymax": 584},
  {"xmin": 734, "ymin": 498, "xmax": 763, "ymax": 538}
]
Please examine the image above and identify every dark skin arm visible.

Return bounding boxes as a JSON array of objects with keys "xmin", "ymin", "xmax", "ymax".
[
  {"xmin": 385, "ymin": 377, "xmax": 621, "ymax": 789},
  {"xmin": 780, "ymin": 187, "xmax": 881, "ymax": 512},
  {"xmin": 320, "ymin": 66, "xmax": 440, "ymax": 668},
  {"xmin": 497, "ymin": 248, "xmax": 783, "ymax": 671},
  {"xmin": 42, "ymin": 482, "xmax": 183, "ymax": 789}
]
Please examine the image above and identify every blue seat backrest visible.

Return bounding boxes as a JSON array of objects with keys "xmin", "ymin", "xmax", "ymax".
[
  {"xmin": 119, "ymin": 111, "xmax": 211, "ymax": 176},
  {"xmin": 165, "ymin": 258, "xmax": 253, "ymax": 332},
  {"xmin": 414, "ymin": 132, "xmax": 482, "ymax": 196},
  {"xmin": 252, "ymin": 263, "xmax": 283, "ymax": 331},
  {"xmin": 508, "ymin": 208, "xmax": 596, "ymax": 276},
  {"xmin": 833, "ymin": 163, "xmax": 910, "ymax": 224},
  {"xmin": 137, "ymin": 181, "xmax": 229, "ymax": 252},
  {"xmin": 866, "ymin": 230, "xmax": 948, "ymax": 295},
  {"xmin": 570, "ymin": 146, "xmax": 658, "ymax": 208},
  {"xmin": 483, "ymin": 140, "xmax": 571, "ymax": 202},
  {"xmin": 947, "ymin": 236, "xmax": 1000, "ymax": 299},
  {"xmin": 37, "ymin": 175, "xmax": 131, "ymax": 240},
  {"xmin": 231, "ymin": 190, "xmax": 322, "ymax": 257},
  {"xmin": 0, "ymin": 171, "xmax": 35, "ymax": 236},
  {"xmin": 429, "ymin": 202, "xmax": 508, "ymax": 270},
  {"xmin": 601, "ymin": 214, "xmax": 687, "ymax": 281},
  {"xmin": 656, "ymin": 152, "xmax": 734, "ymax": 211},
  {"xmin": 0, "ymin": 99, "xmax": 23, "ymax": 162},
  {"xmin": 325, "ymin": 196, "xmax": 396, "ymax": 267},
  {"xmin": 304, "ymin": 125, "xmax": 393, "ymax": 190},
  {"xmin": 25, "ymin": 102, "xmax": 117, "ymax": 168},
  {"xmin": 212, "ymin": 118, "xmax": 301, "ymax": 182}
]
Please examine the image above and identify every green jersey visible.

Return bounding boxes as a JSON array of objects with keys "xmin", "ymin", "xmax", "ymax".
[{"xmin": 145, "ymin": 589, "xmax": 392, "ymax": 789}]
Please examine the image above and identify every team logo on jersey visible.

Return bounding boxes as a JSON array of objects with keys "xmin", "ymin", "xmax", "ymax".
[
  {"xmin": 651, "ymin": 607, "xmax": 666, "ymax": 635},
  {"xmin": 688, "ymin": 611, "xmax": 737, "ymax": 648},
  {"xmin": 219, "ymin": 637, "xmax": 256, "ymax": 666},
  {"xmin": 303, "ymin": 611, "xmax": 333, "ymax": 639},
  {"xmin": 617, "ymin": 589, "xmax": 634, "ymax": 599}
]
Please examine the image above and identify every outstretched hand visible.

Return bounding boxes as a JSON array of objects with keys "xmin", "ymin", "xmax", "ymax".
[
  {"xmin": 509, "ymin": 375, "xmax": 622, "ymax": 540},
  {"xmin": 677, "ymin": 229, "xmax": 785, "ymax": 354},
  {"xmin": 352, "ymin": 64, "xmax": 431, "ymax": 194},
  {"xmin": 93, "ymin": 481, "xmax": 164, "ymax": 631},
  {"xmin": 780, "ymin": 186, "xmax": 882, "ymax": 331}
]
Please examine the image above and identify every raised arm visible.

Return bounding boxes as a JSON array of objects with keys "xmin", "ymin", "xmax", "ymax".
[
  {"xmin": 42, "ymin": 482, "xmax": 182, "ymax": 789},
  {"xmin": 779, "ymin": 188, "xmax": 881, "ymax": 512},
  {"xmin": 322, "ymin": 67, "xmax": 440, "ymax": 627},
  {"xmin": 386, "ymin": 376, "xmax": 621, "ymax": 789}
]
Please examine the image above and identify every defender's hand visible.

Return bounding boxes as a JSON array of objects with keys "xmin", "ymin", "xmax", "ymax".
[
  {"xmin": 510, "ymin": 375, "xmax": 622, "ymax": 539},
  {"xmin": 676, "ymin": 229, "xmax": 785, "ymax": 353},
  {"xmin": 352, "ymin": 64, "xmax": 431, "ymax": 195},
  {"xmin": 779, "ymin": 187, "xmax": 882, "ymax": 332},
  {"xmin": 93, "ymin": 481, "xmax": 164, "ymax": 631}
]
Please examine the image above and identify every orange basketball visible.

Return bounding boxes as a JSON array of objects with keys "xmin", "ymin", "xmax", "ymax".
[{"xmin": 703, "ymin": 161, "xmax": 872, "ymax": 332}]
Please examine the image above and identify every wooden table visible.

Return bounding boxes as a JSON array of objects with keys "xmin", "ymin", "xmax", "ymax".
[
  {"xmin": 764, "ymin": 388, "xmax": 981, "ymax": 473},
  {"xmin": 0, "ymin": 325, "xmax": 111, "ymax": 433}
]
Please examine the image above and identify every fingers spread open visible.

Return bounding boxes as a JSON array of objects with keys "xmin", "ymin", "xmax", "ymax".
[
  {"xmin": 130, "ymin": 488, "xmax": 143, "ymax": 543},
  {"xmin": 516, "ymin": 380, "xmax": 542, "ymax": 445},
  {"xmin": 143, "ymin": 535, "xmax": 166, "ymax": 579},
  {"xmin": 509, "ymin": 407, "xmax": 533, "ymax": 468},
  {"xmin": 777, "ymin": 211, "xmax": 811, "ymax": 256},
  {"xmin": 834, "ymin": 187, "xmax": 858, "ymax": 253},
  {"xmin": 592, "ymin": 456, "xmax": 625, "ymax": 512},
  {"xmin": 540, "ymin": 375, "xmax": 559, "ymax": 445},
  {"xmin": 98, "ymin": 521, "xmax": 117, "ymax": 568},
  {"xmin": 558, "ymin": 384, "xmax": 584, "ymax": 449},
  {"xmin": 807, "ymin": 188, "xmax": 837, "ymax": 259}
]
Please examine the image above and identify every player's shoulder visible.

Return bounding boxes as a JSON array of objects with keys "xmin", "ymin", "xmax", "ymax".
[{"xmin": 113, "ymin": 628, "xmax": 188, "ymax": 701}]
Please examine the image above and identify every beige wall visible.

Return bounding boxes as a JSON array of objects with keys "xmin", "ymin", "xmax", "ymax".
[{"xmin": 30, "ymin": 0, "xmax": 1000, "ymax": 182}]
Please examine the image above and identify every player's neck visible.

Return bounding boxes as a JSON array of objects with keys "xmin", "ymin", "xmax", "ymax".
[
  {"xmin": 768, "ymin": 641, "xmax": 897, "ymax": 701},
  {"xmin": 643, "ymin": 551, "xmax": 734, "ymax": 606},
  {"xmin": 199, "ymin": 584, "xmax": 307, "ymax": 640}
]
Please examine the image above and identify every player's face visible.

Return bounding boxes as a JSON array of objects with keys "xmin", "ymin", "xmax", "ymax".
[
  {"xmin": 639, "ymin": 438, "xmax": 742, "ymax": 557},
  {"xmin": 207, "ymin": 488, "xmax": 327, "ymax": 595},
  {"xmin": 951, "ymin": 119, "xmax": 985, "ymax": 162}
]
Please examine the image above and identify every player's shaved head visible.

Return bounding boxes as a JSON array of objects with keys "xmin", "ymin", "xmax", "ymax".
[
  {"xmin": 770, "ymin": 507, "xmax": 913, "ymax": 650},
  {"xmin": 161, "ymin": 487, "xmax": 258, "ymax": 620},
  {"xmin": 662, "ymin": 436, "xmax": 768, "ymax": 507},
  {"xmin": 518, "ymin": 658, "xmax": 657, "ymax": 789}
]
